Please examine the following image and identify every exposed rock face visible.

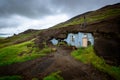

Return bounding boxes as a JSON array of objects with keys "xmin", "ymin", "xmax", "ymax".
[
  {"xmin": 92, "ymin": 16, "xmax": 120, "ymax": 66},
  {"xmin": 94, "ymin": 34, "xmax": 120, "ymax": 65},
  {"xmin": 82, "ymin": 15, "xmax": 120, "ymax": 66}
]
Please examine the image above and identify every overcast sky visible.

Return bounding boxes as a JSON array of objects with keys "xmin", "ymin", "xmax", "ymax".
[{"xmin": 0, "ymin": 0, "xmax": 120, "ymax": 37}]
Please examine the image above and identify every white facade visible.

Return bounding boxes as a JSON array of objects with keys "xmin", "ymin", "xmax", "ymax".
[{"xmin": 50, "ymin": 32, "xmax": 94, "ymax": 48}]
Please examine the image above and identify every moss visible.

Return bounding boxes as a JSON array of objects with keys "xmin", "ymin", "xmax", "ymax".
[
  {"xmin": 0, "ymin": 40, "xmax": 52, "ymax": 66},
  {"xmin": 71, "ymin": 46, "xmax": 120, "ymax": 80},
  {"xmin": 43, "ymin": 71, "xmax": 64, "ymax": 80},
  {"xmin": 32, "ymin": 78, "xmax": 39, "ymax": 80}
]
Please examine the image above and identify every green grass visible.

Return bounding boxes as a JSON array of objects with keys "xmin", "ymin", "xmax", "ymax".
[
  {"xmin": 32, "ymin": 78, "xmax": 39, "ymax": 80},
  {"xmin": 0, "ymin": 30, "xmax": 41, "ymax": 48},
  {"xmin": 52, "ymin": 8, "xmax": 120, "ymax": 28},
  {"xmin": 71, "ymin": 46, "xmax": 120, "ymax": 80},
  {"xmin": 43, "ymin": 71, "xmax": 64, "ymax": 80},
  {"xmin": 0, "ymin": 40, "xmax": 52, "ymax": 66},
  {"xmin": 0, "ymin": 75, "xmax": 22, "ymax": 80},
  {"xmin": 0, "ymin": 37, "xmax": 5, "ymax": 39}
]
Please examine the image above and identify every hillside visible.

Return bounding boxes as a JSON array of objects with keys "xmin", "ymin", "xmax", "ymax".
[
  {"xmin": 0, "ymin": 29, "xmax": 41, "ymax": 48},
  {"xmin": 36, "ymin": 3, "xmax": 120, "ymax": 65},
  {"xmin": 51, "ymin": 3, "xmax": 120, "ymax": 29},
  {"xmin": 0, "ymin": 3, "xmax": 120, "ymax": 80}
]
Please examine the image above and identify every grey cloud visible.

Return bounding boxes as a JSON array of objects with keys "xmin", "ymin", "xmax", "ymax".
[
  {"xmin": 0, "ymin": 0, "xmax": 120, "ymax": 35},
  {"xmin": 0, "ymin": 18, "xmax": 19, "ymax": 29},
  {"xmin": 0, "ymin": 0, "xmax": 55, "ymax": 29},
  {"xmin": 50, "ymin": 0, "xmax": 120, "ymax": 16},
  {"xmin": 0, "ymin": 0, "xmax": 120, "ymax": 19},
  {"xmin": 0, "ymin": 0, "xmax": 53, "ymax": 19}
]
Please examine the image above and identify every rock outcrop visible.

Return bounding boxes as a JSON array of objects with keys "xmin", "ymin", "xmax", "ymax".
[{"xmin": 92, "ymin": 16, "xmax": 120, "ymax": 66}]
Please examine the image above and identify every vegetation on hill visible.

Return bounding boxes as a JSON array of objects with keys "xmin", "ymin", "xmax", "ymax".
[
  {"xmin": 0, "ymin": 3, "xmax": 119, "ymax": 80},
  {"xmin": 0, "ymin": 39, "xmax": 52, "ymax": 66},
  {"xmin": 52, "ymin": 3, "xmax": 120, "ymax": 29},
  {"xmin": 0, "ymin": 29, "xmax": 41, "ymax": 48},
  {"xmin": 71, "ymin": 46, "xmax": 120, "ymax": 80},
  {"xmin": 0, "ymin": 37, "xmax": 5, "ymax": 39},
  {"xmin": 43, "ymin": 71, "xmax": 64, "ymax": 80}
]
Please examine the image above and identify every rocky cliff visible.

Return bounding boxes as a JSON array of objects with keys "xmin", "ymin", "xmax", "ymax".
[{"xmin": 86, "ymin": 15, "xmax": 120, "ymax": 66}]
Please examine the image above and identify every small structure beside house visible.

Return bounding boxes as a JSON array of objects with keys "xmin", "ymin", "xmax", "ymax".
[{"xmin": 50, "ymin": 38, "xmax": 58, "ymax": 45}]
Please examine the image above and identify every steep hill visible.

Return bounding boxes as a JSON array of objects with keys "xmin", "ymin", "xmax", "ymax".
[
  {"xmin": 0, "ymin": 29, "xmax": 41, "ymax": 48},
  {"xmin": 51, "ymin": 3, "xmax": 120, "ymax": 29},
  {"xmin": 36, "ymin": 3, "xmax": 120, "ymax": 65}
]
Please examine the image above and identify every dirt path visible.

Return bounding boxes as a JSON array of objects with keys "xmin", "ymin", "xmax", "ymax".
[{"xmin": 0, "ymin": 46, "xmax": 114, "ymax": 80}]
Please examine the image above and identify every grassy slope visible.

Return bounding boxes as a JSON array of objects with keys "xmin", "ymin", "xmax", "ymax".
[
  {"xmin": 52, "ymin": 3, "xmax": 120, "ymax": 29},
  {"xmin": 0, "ymin": 3, "xmax": 119, "ymax": 80},
  {"xmin": 0, "ymin": 29, "xmax": 52, "ymax": 79},
  {"xmin": 0, "ymin": 39, "xmax": 51, "ymax": 66},
  {"xmin": 71, "ymin": 46, "xmax": 120, "ymax": 80},
  {"xmin": 0, "ymin": 30, "xmax": 41, "ymax": 48}
]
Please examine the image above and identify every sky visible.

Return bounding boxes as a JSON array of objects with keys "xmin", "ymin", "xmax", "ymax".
[{"xmin": 0, "ymin": 0, "xmax": 120, "ymax": 37}]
